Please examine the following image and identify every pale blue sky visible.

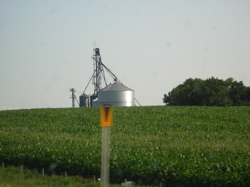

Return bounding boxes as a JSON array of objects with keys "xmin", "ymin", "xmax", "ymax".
[{"xmin": 0, "ymin": 0, "xmax": 250, "ymax": 109}]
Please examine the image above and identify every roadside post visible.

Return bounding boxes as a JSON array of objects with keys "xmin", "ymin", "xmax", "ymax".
[{"xmin": 100, "ymin": 104, "xmax": 113, "ymax": 187}]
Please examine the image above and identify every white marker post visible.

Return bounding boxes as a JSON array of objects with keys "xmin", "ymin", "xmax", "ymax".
[{"xmin": 100, "ymin": 104, "xmax": 113, "ymax": 187}]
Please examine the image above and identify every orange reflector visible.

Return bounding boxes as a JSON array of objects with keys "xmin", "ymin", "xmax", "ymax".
[{"xmin": 100, "ymin": 104, "xmax": 113, "ymax": 127}]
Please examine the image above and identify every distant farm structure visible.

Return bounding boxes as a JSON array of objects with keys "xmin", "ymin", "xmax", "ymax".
[{"xmin": 70, "ymin": 48, "xmax": 139, "ymax": 107}]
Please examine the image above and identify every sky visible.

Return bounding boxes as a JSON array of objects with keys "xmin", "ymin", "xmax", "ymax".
[{"xmin": 0, "ymin": 0, "xmax": 250, "ymax": 110}]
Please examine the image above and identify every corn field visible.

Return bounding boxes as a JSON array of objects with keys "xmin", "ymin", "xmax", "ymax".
[{"xmin": 0, "ymin": 106, "xmax": 249, "ymax": 186}]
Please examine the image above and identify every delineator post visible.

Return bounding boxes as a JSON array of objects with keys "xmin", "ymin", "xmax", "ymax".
[{"xmin": 100, "ymin": 104, "xmax": 113, "ymax": 187}]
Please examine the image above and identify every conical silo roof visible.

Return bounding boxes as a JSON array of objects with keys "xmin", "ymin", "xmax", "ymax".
[
  {"xmin": 98, "ymin": 81, "xmax": 135, "ymax": 107},
  {"xmin": 101, "ymin": 81, "xmax": 134, "ymax": 92}
]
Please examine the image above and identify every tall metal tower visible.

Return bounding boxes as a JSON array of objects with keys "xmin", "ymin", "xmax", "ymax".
[
  {"xmin": 70, "ymin": 88, "xmax": 76, "ymax": 108},
  {"xmin": 92, "ymin": 48, "xmax": 106, "ymax": 95}
]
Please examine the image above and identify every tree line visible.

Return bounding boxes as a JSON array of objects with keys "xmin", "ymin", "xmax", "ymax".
[{"xmin": 163, "ymin": 77, "xmax": 250, "ymax": 106}]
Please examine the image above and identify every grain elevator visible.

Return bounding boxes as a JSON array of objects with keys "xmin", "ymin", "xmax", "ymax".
[{"xmin": 78, "ymin": 48, "xmax": 136, "ymax": 107}]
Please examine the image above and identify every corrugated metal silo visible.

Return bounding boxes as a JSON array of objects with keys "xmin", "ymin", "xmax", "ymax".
[
  {"xmin": 79, "ymin": 93, "xmax": 89, "ymax": 107},
  {"xmin": 90, "ymin": 94, "xmax": 98, "ymax": 107},
  {"xmin": 98, "ymin": 81, "xmax": 135, "ymax": 107}
]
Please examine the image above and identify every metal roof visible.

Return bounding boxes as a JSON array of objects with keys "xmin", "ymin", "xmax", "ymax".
[{"xmin": 101, "ymin": 81, "xmax": 134, "ymax": 92}]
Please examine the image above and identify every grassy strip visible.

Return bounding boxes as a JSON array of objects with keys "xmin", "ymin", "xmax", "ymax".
[{"xmin": 0, "ymin": 166, "xmax": 100, "ymax": 187}]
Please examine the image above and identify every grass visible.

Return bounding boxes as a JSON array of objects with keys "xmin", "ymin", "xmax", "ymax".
[
  {"xmin": 0, "ymin": 106, "xmax": 249, "ymax": 186},
  {"xmin": 0, "ymin": 166, "xmax": 103, "ymax": 187}
]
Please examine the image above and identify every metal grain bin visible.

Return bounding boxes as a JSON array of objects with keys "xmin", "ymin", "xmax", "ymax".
[
  {"xmin": 98, "ymin": 81, "xmax": 135, "ymax": 107},
  {"xmin": 79, "ymin": 93, "xmax": 89, "ymax": 107},
  {"xmin": 90, "ymin": 94, "xmax": 98, "ymax": 107}
]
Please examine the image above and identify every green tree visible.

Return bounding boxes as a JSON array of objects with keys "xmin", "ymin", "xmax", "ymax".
[
  {"xmin": 163, "ymin": 77, "xmax": 250, "ymax": 106},
  {"xmin": 163, "ymin": 78, "xmax": 203, "ymax": 105},
  {"xmin": 227, "ymin": 78, "xmax": 246, "ymax": 105},
  {"xmin": 200, "ymin": 77, "xmax": 231, "ymax": 106},
  {"xmin": 243, "ymin": 87, "xmax": 250, "ymax": 105}
]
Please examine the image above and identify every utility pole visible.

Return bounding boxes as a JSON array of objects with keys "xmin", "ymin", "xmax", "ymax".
[{"xmin": 70, "ymin": 88, "xmax": 76, "ymax": 108}]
